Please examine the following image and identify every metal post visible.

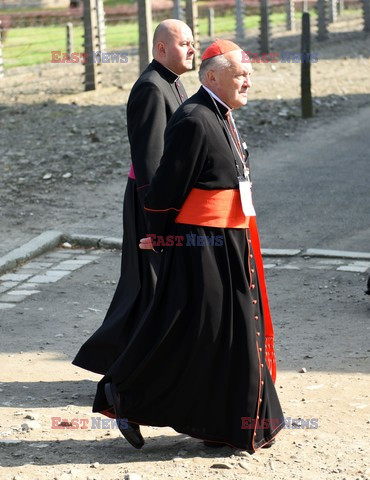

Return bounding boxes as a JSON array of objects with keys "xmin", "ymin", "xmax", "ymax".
[
  {"xmin": 83, "ymin": 0, "xmax": 101, "ymax": 91},
  {"xmin": 66, "ymin": 22, "xmax": 73, "ymax": 60},
  {"xmin": 208, "ymin": 7, "xmax": 214, "ymax": 38},
  {"xmin": 259, "ymin": 0, "xmax": 271, "ymax": 55},
  {"xmin": 236, "ymin": 0, "xmax": 245, "ymax": 42},
  {"xmin": 173, "ymin": 0, "xmax": 184, "ymax": 20},
  {"xmin": 138, "ymin": 0, "xmax": 153, "ymax": 73},
  {"xmin": 363, "ymin": 0, "xmax": 370, "ymax": 31},
  {"xmin": 0, "ymin": 21, "xmax": 4, "ymax": 79},
  {"xmin": 301, "ymin": 12, "xmax": 313, "ymax": 118},
  {"xmin": 317, "ymin": 0, "xmax": 328, "ymax": 41},
  {"xmin": 186, "ymin": 0, "xmax": 201, "ymax": 70},
  {"xmin": 286, "ymin": 0, "xmax": 296, "ymax": 31}
]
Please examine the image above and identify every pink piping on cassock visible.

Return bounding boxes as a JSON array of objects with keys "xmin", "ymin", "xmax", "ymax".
[{"xmin": 128, "ymin": 164, "xmax": 136, "ymax": 180}]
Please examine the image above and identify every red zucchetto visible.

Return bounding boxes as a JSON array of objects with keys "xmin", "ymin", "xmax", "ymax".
[{"xmin": 201, "ymin": 39, "xmax": 242, "ymax": 61}]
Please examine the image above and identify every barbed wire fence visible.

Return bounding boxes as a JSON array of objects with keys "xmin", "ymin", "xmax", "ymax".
[{"xmin": 0, "ymin": 0, "xmax": 368, "ymax": 100}]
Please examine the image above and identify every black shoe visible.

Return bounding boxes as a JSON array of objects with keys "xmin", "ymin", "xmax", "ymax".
[
  {"xmin": 262, "ymin": 438, "xmax": 276, "ymax": 449},
  {"xmin": 104, "ymin": 382, "xmax": 144, "ymax": 449},
  {"xmin": 203, "ymin": 440, "xmax": 228, "ymax": 448}
]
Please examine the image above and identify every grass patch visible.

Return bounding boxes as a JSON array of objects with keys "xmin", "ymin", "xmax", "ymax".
[{"xmin": 1, "ymin": 7, "xmax": 361, "ymax": 69}]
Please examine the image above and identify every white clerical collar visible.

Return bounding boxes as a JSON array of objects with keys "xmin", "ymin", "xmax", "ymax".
[{"xmin": 202, "ymin": 85, "xmax": 232, "ymax": 112}]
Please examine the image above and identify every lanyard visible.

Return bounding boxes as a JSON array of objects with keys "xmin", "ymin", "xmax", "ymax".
[{"xmin": 210, "ymin": 96, "xmax": 250, "ymax": 179}]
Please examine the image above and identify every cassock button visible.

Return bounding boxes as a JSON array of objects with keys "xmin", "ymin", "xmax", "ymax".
[
  {"xmin": 259, "ymin": 397, "xmax": 262, "ymax": 403},
  {"xmin": 249, "ymin": 254, "xmax": 253, "ymax": 259},
  {"xmin": 257, "ymin": 416, "xmax": 260, "ymax": 420},
  {"xmin": 256, "ymin": 332, "xmax": 261, "ymax": 336},
  {"xmin": 251, "ymin": 284, "xmax": 255, "ymax": 290},
  {"xmin": 254, "ymin": 315, "xmax": 259, "ymax": 320},
  {"xmin": 252, "ymin": 300, "xmax": 257, "ymax": 305},
  {"xmin": 251, "ymin": 268, "xmax": 255, "ymax": 273},
  {"xmin": 261, "ymin": 363, "xmax": 264, "ymax": 368},
  {"xmin": 259, "ymin": 347, "xmax": 262, "ymax": 352},
  {"xmin": 261, "ymin": 381, "xmax": 264, "ymax": 385}
]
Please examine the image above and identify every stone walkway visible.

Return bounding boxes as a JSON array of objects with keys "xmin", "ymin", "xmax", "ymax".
[{"xmin": 1, "ymin": 246, "xmax": 369, "ymax": 311}]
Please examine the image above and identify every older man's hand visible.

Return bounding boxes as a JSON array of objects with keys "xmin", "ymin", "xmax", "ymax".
[{"xmin": 139, "ymin": 237, "xmax": 154, "ymax": 250}]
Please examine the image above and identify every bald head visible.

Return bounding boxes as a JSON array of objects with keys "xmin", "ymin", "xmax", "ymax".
[{"xmin": 152, "ymin": 19, "xmax": 195, "ymax": 75}]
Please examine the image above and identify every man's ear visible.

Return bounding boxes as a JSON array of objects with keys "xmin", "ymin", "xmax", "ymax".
[
  {"xmin": 206, "ymin": 69, "xmax": 217, "ymax": 85},
  {"xmin": 156, "ymin": 41, "xmax": 166, "ymax": 58}
]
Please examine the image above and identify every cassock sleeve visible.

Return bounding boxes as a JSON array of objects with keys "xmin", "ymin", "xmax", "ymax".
[
  {"xmin": 127, "ymin": 81, "xmax": 167, "ymax": 191},
  {"xmin": 144, "ymin": 114, "xmax": 207, "ymax": 243}
]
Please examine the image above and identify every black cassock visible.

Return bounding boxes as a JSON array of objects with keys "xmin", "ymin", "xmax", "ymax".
[
  {"xmin": 92, "ymin": 87, "xmax": 284, "ymax": 451},
  {"xmin": 72, "ymin": 60, "xmax": 187, "ymax": 374}
]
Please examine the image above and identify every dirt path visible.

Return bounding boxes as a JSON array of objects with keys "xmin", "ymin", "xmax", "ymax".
[{"xmin": 0, "ymin": 249, "xmax": 369, "ymax": 480}]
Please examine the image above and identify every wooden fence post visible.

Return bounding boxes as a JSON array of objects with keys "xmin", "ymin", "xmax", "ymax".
[
  {"xmin": 66, "ymin": 22, "xmax": 73, "ymax": 60},
  {"xmin": 328, "ymin": 0, "xmax": 337, "ymax": 23},
  {"xmin": 96, "ymin": 0, "xmax": 106, "ymax": 53}
]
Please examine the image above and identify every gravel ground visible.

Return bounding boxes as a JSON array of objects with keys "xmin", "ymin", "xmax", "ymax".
[{"xmin": 0, "ymin": 18, "xmax": 369, "ymax": 257}]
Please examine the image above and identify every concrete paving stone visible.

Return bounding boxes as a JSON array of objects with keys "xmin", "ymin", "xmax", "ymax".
[
  {"xmin": 263, "ymin": 263, "xmax": 277, "ymax": 269},
  {"xmin": 60, "ymin": 248, "xmax": 89, "ymax": 254},
  {"xmin": 7, "ymin": 290, "xmax": 40, "ymax": 296},
  {"xmin": 276, "ymin": 265, "xmax": 301, "ymax": 270},
  {"xmin": 353, "ymin": 261, "xmax": 370, "ymax": 267},
  {"xmin": 0, "ymin": 281, "xmax": 20, "ymax": 289},
  {"xmin": 305, "ymin": 248, "xmax": 370, "ymax": 259},
  {"xmin": 0, "ymin": 302, "xmax": 16, "ymax": 310},
  {"xmin": 56, "ymin": 259, "xmax": 93, "ymax": 266},
  {"xmin": 262, "ymin": 248, "xmax": 302, "ymax": 257},
  {"xmin": 14, "ymin": 269, "xmax": 42, "ymax": 276},
  {"xmin": 17, "ymin": 283, "xmax": 39, "ymax": 289},
  {"xmin": 20, "ymin": 262, "xmax": 54, "ymax": 269},
  {"xmin": 0, "ymin": 230, "xmax": 63, "ymax": 275},
  {"xmin": 44, "ymin": 270, "xmax": 72, "ymax": 277},
  {"xmin": 77, "ymin": 254, "xmax": 100, "ymax": 260},
  {"xmin": 0, "ymin": 294, "xmax": 28, "ymax": 303},
  {"xmin": 43, "ymin": 252, "xmax": 75, "ymax": 259},
  {"xmin": 0, "ymin": 273, "xmax": 32, "ymax": 282},
  {"xmin": 336, "ymin": 265, "xmax": 369, "ymax": 273},
  {"xmin": 50, "ymin": 264, "xmax": 83, "ymax": 271},
  {"xmin": 307, "ymin": 265, "xmax": 332, "ymax": 270},
  {"xmin": 27, "ymin": 273, "xmax": 68, "ymax": 284},
  {"xmin": 317, "ymin": 259, "xmax": 345, "ymax": 265}
]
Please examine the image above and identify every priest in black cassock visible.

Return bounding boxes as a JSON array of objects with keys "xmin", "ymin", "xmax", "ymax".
[
  {"xmin": 93, "ymin": 39, "xmax": 284, "ymax": 453},
  {"xmin": 72, "ymin": 20, "xmax": 194, "ymax": 375}
]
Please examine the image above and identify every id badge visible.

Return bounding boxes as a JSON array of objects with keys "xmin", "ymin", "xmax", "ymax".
[{"xmin": 238, "ymin": 176, "xmax": 256, "ymax": 217}]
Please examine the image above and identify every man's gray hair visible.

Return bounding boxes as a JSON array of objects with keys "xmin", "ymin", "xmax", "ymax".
[{"xmin": 198, "ymin": 55, "xmax": 232, "ymax": 83}]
